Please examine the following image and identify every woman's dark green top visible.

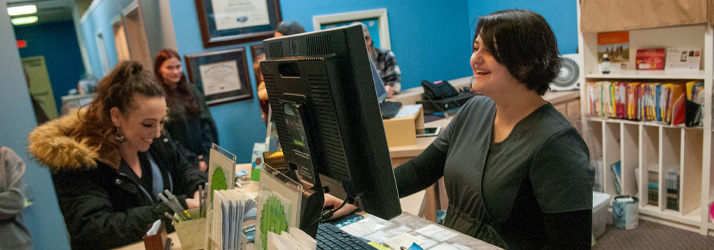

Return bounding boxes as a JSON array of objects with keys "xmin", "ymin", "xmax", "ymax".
[
  {"xmin": 164, "ymin": 84, "xmax": 218, "ymax": 159},
  {"xmin": 394, "ymin": 96, "xmax": 594, "ymax": 249}
]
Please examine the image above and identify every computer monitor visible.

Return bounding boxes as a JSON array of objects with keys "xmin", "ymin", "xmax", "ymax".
[
  {"xmin": 261, "ymin": 24, "xmax": 402, "ymax": 236},
  {"xmin": 370, "ymin": 58, "xmax": 389, "ymax": 103}
]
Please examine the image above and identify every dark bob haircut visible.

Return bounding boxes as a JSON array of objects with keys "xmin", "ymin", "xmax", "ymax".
[{"xmin": 475, "ymin": 9, "xmax": 560, "ymax": 95}]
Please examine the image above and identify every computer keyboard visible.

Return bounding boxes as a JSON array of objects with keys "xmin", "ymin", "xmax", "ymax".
[
  {"xmin": 316, "ymin": 223, "xmax": 376, "ymax": 250},
  {"xmin": 380, "ymin": 101, "xmax": 402, "ymax": 119}
]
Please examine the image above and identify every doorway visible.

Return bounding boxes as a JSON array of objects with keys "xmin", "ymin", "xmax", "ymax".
[
  {"xmin": 10, "ymin": 0, "xmax": 85, "ymax": 122},
  {"xmin": 113, "ymin": 1, "xmax": 152, "ymax": 70}
]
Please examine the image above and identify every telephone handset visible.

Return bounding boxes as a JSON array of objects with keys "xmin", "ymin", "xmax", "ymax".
[{"xmin": 421, "ymin": 80, "xmax": 459, "ymax": 100}]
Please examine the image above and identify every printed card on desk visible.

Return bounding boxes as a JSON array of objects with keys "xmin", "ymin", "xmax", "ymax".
[
  {"xmin": 207, "ymin": 144, "xmax": 237, "ymax": 210},
  {"xmin": 206, "ymin": 144, "xmax": 237, "ymax": 250},
  {"xmin": 666, "ymin": 48, "xmax": 702, "ymax": 71},
  {"xmin": 255, "ymin": 164, "xmax": 304, "ymax": 250},
  {"xmin": 383, "ymin": 233, "xmax": 423, "ymax": 250}
]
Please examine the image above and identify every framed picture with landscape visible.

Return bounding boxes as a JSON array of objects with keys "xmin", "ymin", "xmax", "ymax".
[{"xmin": 184, "ymin": 47, "xmax": 252, "ymax": 106}]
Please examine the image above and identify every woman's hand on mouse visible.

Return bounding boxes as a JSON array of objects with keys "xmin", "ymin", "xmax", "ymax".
[{"xmin": 323, "ymin": 193, "xmax": 358, "ymax": 219}]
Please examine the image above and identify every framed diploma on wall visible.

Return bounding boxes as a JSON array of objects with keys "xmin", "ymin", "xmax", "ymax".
[
  {"xmin": 185, "ymin": 48, "xmax": 252, "ymax": 105},
  {"xmin": 195, "ymin": 0, "xmax": 282, "ymax": 48},
  {"xmin": 312, "ymin": 8, "xmax": 391, "ymax": 50}
]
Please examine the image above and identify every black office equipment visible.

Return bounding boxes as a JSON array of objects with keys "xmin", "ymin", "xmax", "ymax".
[
  {"xmin": 261, "ymin": 24, "xmax": 402, "ymax": 237},
  {"xmin": 421, "ymin": 80, "xmax": 458, "ymax": 100},
  {"xmin": 316, "ymin": 223, "xmax": 375, "ymax": 250},
  {"xmin": 370, "ymin": 58, "xmax": 402, "ymax": 119},
  {"xmin": 418, "ymin": 80, "xmax": 478, "ymax": 114},
  {"xmin": 379, "ymin": 101, "xmax": 402, "ymax": 119}
]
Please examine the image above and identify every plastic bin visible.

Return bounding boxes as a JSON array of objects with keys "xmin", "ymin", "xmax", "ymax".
[{"xmin": 592, "ymin": 192, "xmax": 611, "ymax": 239}]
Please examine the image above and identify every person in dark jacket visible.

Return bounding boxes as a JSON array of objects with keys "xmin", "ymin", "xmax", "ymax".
[
  {"xmin": 154, "ymin": 49, "xmax": 218, "ymax": 172},
  {"xmin": 28, "ymin": 61, "xmax": 207, "ymax": 249}
]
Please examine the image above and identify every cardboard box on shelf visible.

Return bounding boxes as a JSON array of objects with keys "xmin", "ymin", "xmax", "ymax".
[{"xmin": 383, "ymin": 105, "xmax": 425, "ymax": 147}]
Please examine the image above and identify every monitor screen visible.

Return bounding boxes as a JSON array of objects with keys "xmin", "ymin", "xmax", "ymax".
[
  {"xmin": 261, "ymin": 24, "xmax": 401, "ymax": 236},
  {"xmin": 370, "ymin": 58, "xmax": 388, "ymax": 103}
]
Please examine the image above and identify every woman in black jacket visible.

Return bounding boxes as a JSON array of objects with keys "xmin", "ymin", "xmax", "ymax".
[{"xmin": 28, "ymin": 61, "xmax": 207, "ymax": 249}]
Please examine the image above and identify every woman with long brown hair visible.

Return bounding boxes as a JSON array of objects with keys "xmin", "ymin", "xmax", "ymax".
[
  {"xmin": 154, "ymin": 49, "xmax": 218, "ymax": 171},
  {"xmin": 28, "ymin": 61, "xmax": 206, "ymax": 249}
]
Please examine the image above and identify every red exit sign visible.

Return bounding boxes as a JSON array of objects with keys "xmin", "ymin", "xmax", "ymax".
[{"xmin": 17, "ymin": 40, "xmax": 27, "ymax": 48}]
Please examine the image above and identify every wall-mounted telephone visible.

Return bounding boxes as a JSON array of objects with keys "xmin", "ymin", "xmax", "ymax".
[{"xmin": 421, "ymin": 80, "xmax": 458, "ymax": 100}]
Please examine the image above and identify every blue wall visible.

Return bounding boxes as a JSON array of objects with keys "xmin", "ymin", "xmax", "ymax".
[
  {"xmin": 15, "ymin": 20, "xmax": 86, "ymax": 114},
  {"xmin": 0, "ymin": 1, "xmax": 581, "ymax": 249},
  {"xmin": 170, "ymin": 0, "xmax": 475, "ymax": 162},
  {"xmin": 80, "ymin": 0, "xmax": 134, "ymax": 78},
  {"xmin": 467, "ymin": 0, "xmax": 579, "ymax": 54},
  {"xmin": 0, "ymin": 2, "xmax": 71, "ymax": 250},
  {"xmin": 279, "ymin": 0, "xmax": 475, "ymax": 89},
  {"xmin": 85, "ymin": 0, "xmax": 580, "ymax": 163}
]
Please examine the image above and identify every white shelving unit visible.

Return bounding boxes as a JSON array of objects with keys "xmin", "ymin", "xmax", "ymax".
[{"xmin": 576, "ymin": 1, "xmax": 714, "ymax": 235}]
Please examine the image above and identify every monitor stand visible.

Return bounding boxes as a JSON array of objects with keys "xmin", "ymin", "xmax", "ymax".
[{"xmin": 296, "ymin": 178, "xmax": 324, "ymax": 237}]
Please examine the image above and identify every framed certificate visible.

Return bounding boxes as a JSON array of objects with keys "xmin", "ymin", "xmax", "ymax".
[
  {"xmin": 185, "ymin": 48, "xmax": 252, "ymax": 105},
  {"xmin": 312, "ymin": 8, "xmax": 391, "ymax": 50},
  {"xmin": 195, "ymin": 0, "xmax": 282, "ymax": 48}
]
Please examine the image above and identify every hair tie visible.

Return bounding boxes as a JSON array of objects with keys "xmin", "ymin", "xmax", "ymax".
[{"xmin": 132, "ymin": 63, "xmax": 143, "ymax": 75}]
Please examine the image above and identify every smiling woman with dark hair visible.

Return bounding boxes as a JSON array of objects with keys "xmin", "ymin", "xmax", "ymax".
[{"xmin": 326, "ymin": 9, "xmax": 594, "ymax": 249}]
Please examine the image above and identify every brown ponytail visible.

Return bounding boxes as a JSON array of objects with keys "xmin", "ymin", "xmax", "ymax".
[{"xmin": 70, "ymin": 61, "xmax": 165, "ymax": 166}]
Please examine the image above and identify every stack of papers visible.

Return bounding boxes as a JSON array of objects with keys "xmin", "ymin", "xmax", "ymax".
[
  {"xmin": 211, "ymin": 190, "xmax": 256, "ymax": 250},
  {"xmin": 339, "ymin": 215, "xmax": 469, "ymax": 250},
  {"xmin": 267, "ymin": 227, "xmax": 316, "ymax": 250}
]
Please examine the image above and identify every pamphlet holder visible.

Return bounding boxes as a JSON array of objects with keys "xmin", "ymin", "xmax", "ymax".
[
  {"xmin": 143, "ymin": 221, "xmax": 168, "ymax": 250},
  {"xmin": 383, "ymin": 105, "xmax": 425, "ymax": 147},
  {"xmin": 173, "ymin": 209, "xmax": 206, "ymax": 250}
]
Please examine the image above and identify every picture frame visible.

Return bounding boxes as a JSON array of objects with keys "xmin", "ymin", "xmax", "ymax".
[
  {"xmin": 250, "ymin": 44, "xmax": 266, "ymax": 85},
  {"xmin": 185, "ymin": 47, "xmax": 252, "ymax": 105},
  {"xmin": 312, "ymin": 8, "xmax": 391, "ymax": 50},
  {"xmin": 194, "ymin": 0, "xmax": 282, "ymax": 48}
]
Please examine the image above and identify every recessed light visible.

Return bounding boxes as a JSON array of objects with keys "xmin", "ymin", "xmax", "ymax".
[
  {"xmin": 11, "ymin": 16, "xmax": 38, "ymax": 25},
  {"xmin": 7, "ymin": 5, "xmax": 37, "ymax": 16}
]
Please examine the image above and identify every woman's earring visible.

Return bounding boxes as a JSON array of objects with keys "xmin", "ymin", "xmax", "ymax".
[{"xmin": 115, "ymin": 127, "xmax": 126, "ymax": 142}]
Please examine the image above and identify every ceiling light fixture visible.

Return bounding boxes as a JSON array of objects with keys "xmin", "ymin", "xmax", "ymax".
[
  {"xmin": 11, "ymin": 16, "xmax": 38, "ymax": 25},
  {"xmin": 7, "ymin": 5, "xmax": 37, "ymax": 16}
]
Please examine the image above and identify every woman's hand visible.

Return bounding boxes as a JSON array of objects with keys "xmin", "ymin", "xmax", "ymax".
[
  {"xmin": 323, "ymin": 193, "xmax": 358, "ymax": 220},
  {"xmin": 185, "ymin": 191, "xmax": 201, "ymax": 209},
  {"xmin": 385, "ymin": 85, "xmax": 397, "ymax": 98}
]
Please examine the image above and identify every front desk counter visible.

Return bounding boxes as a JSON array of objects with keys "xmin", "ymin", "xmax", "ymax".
[
  {"xmin": 115, "ymin": 163, "xmax": 500, "ymax": 250},
  {"xmin": 117, "ymin": 80, "xmax": 578, "ymax": 249}
]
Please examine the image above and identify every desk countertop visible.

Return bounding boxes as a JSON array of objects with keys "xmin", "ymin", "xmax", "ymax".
[{"xmin": 116, "ymin": 163, "xmax": 499, "ymax": 249}]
